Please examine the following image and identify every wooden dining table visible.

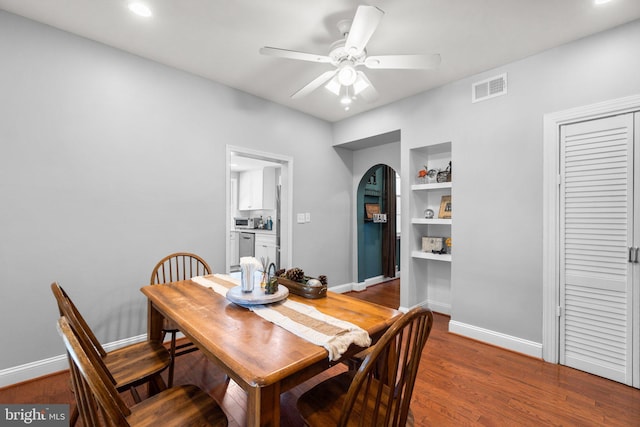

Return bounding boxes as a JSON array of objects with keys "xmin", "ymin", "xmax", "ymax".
[{"xmin": 140, "ymin": 275, "xmax": 401, "ymax": 427}]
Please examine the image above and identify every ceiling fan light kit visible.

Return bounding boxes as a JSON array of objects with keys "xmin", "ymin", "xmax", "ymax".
[
  {"xmin": 259, "ymin": 4, "xmax": 441, "ymax": 109},
  {"xmin": 325, "ymin": 77, "xmax": 341, "ymax": 96},
  {"xmin": 337, "ymin": 62, "xmax": 358, "ymax": 86}
]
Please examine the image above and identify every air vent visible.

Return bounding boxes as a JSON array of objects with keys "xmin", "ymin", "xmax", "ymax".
[{"xmin": 472, "ymin": 73, "xmax": 507, "ymax": 103}]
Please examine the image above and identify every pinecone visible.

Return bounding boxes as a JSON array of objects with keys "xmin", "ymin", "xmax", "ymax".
[
  {"xmin": 275, "ymin": 268, "xmax": 286, "ymax": 277},
  {"xmin": 318, "ymin": 275, "xmax": 328, "ymax": 286},
  {"xmin": 286, "ymin": 267, "xmax": 305, "ymax": 282}
]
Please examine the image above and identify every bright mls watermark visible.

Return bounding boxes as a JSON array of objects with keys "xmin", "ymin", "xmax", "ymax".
[{"xmin": 0, "ymin": 405, "xmax": 68, "ymax": 426}]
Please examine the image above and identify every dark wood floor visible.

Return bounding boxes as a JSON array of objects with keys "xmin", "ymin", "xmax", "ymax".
[{"xmin": 2, "ymin": 279, "xmax": 639, "ymax": 426}]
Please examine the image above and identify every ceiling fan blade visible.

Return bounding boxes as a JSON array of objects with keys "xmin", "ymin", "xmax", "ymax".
[
  {"xmin": 355, "ymin": 71, "xmax": 379, "ymax": 103},
  {"xmin": 365, "ymin": 54, "xmax": 441, "ymax": 70},
  {"xmin": 291, "ymin": 70, "xmax": 337, "ymax": 99},
  {"xmin": 345, "ymin": 5, "xmax": 384, "ymax": 56},
  {"xmin": 260, "ymin": 46, "xmax": 331, "ymax": 63}
]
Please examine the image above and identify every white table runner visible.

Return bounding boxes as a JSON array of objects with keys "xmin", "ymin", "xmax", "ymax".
[{"xmin": 191, "ymin": 274, "xmax": 371, "ymax": 361}]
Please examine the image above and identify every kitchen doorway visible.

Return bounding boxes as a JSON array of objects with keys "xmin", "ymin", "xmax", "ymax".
[{"xmin": 225, "ymin": 145, "xmax": 293, "ymax": 274}]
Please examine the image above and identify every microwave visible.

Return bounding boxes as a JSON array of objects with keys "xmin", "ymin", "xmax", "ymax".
[{"xmin": 234, "ymin": 217, "xmax": 255, "ymax": 229}]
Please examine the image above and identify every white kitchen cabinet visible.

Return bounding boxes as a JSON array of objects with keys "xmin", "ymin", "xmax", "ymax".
[
  {"xmin": 254, "ymin": 234, "xmax": 277, "ymax": 265},
  {"xmin": 238, "ymin": 167, "xmax": 276, "ymax": 211}
]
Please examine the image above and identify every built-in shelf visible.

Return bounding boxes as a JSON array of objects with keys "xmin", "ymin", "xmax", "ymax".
[
  {"xmin": 411, "ymin": 218, "xmax": 452, "ymax": 225},
  {"xmin": 411, "ymin": 250, "xmax": 452, "ymax": 262},
  {"xmin": 411, "ymin": 182, "xmax": 452, "ymax": 191},
  {"xmin": 409, "ymin": 142, "xmax": 453, "ymax": 314}
]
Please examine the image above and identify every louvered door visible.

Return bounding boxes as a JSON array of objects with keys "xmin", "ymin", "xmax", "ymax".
[{"xmin": 559, "ymin": 113, "xmax": 636, "ymax": 385}]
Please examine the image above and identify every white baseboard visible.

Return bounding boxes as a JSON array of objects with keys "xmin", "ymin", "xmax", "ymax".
[
  {"xmin": 329, "ymin": 282, "xmax": 355, "ymax": 293},
  {"xmin": 448, "ymin": 320, "xmax": 542, "ymax": 359},
  {"xmin": 0, "ymin": 354, "xmax": 68, "ymax": 389},
  {"xmin": 364, "ymin": 275, "xmax": 385, "ymax": 286},
  {"xmin": 425, "ymin": 299, "xmax": 451, "ymax": 316},
  {"xmin": 329, "ymin": 277, "xmax": 389, "ymax": 294},
  {"xmin": 351, "ymin": 275, "xmax": 399, "ymax": 293},
  {"xmin": 400, "ymin": 299, "xmax": 451, "ymax": 316},
  {"xmin": 0, "ymin": 334, "xmax": 147, "ymax": 388}
]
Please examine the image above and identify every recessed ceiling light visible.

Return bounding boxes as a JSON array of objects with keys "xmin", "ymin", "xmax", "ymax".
[
  {"xmin": 594, "ymin": 0, "xmax": 612, "ymax": 5},
  {"xmin": 128, "ymin": 2, "xmax": 152, "ymax": 17}
]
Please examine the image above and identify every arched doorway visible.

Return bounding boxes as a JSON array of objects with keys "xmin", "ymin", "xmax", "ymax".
[{"xmin": 357, "ymin": 164, "xmax": 399, "ymax": 283}]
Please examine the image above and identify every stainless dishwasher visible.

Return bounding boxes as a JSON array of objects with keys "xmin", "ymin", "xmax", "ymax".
[{"xmin": 239, "ymin": 232, "xmax": 255, "ymax": 258}]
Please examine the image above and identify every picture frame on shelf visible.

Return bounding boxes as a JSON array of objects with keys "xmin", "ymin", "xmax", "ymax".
[
  {"xmin": 364, "ymin": 203, "xmax": 380, "ymax": 221},
  {"xmin": 439, "ymin": 195, "xmax": 452, "ymax": 219}
]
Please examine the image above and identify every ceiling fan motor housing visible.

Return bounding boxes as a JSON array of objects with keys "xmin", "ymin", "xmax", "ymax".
[{"xmin": 329, "ymin": 39, "xmax": 366, "ymax": 66}]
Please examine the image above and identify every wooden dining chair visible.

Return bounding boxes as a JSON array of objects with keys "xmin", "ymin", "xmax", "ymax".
[
  {"xmin": 51, "ymin": 282, "xmax": 171, "ymax": 425},
  {"xmin": 297, "ymin": 306, "xmax": 434, "ymax": 427},
  {"xmin": 57, "ymin": 315, "xmax": 228, "ymax": 427},
  {"xmin": 149, "ymin": 252, "xmax": 212, "ymax": 386}
]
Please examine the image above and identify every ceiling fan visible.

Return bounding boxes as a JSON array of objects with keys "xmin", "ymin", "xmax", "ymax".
[{"xmin": 259, "ymin": 5, "xmax": 441, "ymax": 105}]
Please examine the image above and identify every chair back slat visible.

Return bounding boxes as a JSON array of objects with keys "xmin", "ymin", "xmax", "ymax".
[
  {"xmin": 150, "ymin": 252, "xmax": 211, "ymax": 285},
  {"xmin": 69, "ymin": 360, "xmax": 101, "ymax": 426},
  {"xmin": 54, "ymin": 288, "xmax": 117, "ymax": 386},
  {"xmin": 58, "ymin": 316, "xmax": 132, "ymax": 426},
  {"xmin": 339, "ymin": 307, "xmax": 434, "ymax": 427},
  {"xmin": 51, "ymin": 282, "xmax": 108, "ymax": 358}
]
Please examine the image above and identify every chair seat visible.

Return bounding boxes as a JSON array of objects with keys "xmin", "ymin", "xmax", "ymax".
[
  {"xmin": 297, "ymin": 371, "xmax": 414, "ymax": 427},
  {"xmin": 104, "ymin": 341, "xmax": 171, "ymax": 389},
  {"xmin": 57, "ymin": 316, "xmax": 228, "ymax": 427},
  {"xmin": 126, "ymin": 384, "xmax": 228, "ymax": 426}
]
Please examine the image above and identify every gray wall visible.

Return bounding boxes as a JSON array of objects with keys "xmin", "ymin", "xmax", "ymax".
[
  {"xmin": 334, "ymin": 19, "xmax": 640, "ymax": 343},
  {"xmin": 0, "ymin": 11, "xmax": 351, "ymax": 370}
]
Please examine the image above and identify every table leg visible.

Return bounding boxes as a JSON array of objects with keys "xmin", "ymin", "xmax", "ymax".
[
  {"xmin": 246, "ymin": 383, "xmax": 281, "ymax": 427},
  {"xmin": 147, "ymin": 300, "xmax": 163, "ymax": 342}
]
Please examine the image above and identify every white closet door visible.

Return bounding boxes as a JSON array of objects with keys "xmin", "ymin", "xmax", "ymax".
[{"xmin": 559, "ymin": 113, "xmax": 635, "ymax": 385}]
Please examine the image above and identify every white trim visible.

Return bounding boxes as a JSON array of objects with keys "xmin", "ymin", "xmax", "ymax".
[
  {"xmin": 424, "ymin": 299, "xmax": 451, "ymax": 316},
  {"xmin": 328, "ymin": 282, "xmax": 355, "ymax": 294},
  {"xmin": 402, "ymin": 299, "xmax": 450, "ymax": 315},
  {"xmin": 542, "ymin": 93, "xmax": 640, "ymax": 364},
  {"xmin": 0, "ymin": 334, "xmax": 147, "ymax": 388},
  {"xmin": 449, "ymin": 320, "xmax": 542, "ymax": 359},
  {"xmin": 352, "ymin": 282, "xmax": 367, "ymax": 292},
  {"xmin": 225, "ymin": 145, "xmax": 293, "ymax": 273},
  {"xmin": 364, "ymin": 275, "xmax": 385, "ymax": 287},
  {"xmin": 329, "ymin": 277, "xmax": 398, "ymax": 294}
]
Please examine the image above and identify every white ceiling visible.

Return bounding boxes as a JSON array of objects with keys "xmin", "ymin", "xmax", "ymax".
[{"xmin": 2, "ymin": 0, "xmax": 640, "ymax": 122}]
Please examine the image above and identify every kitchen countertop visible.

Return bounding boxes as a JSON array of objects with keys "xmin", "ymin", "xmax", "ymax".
[{"xmin": 233, "ymin": 228, "xmax": 276, "ymax": 235}]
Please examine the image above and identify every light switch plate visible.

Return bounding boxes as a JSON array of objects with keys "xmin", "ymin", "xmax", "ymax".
[
  {"xmin": 305, "ymin": 212, "xmax": 311, "ymax": 222},
  {"xmin": 297, "ymin": 213, "xmax": 305, "ymax": 224}
]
